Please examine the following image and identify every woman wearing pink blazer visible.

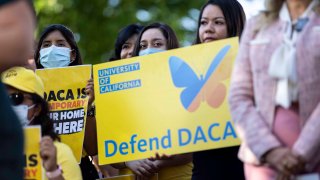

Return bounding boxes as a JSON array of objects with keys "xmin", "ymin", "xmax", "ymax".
[{"xmin": 229, "ymin": 0, "xmax": 320, "ymax": 179}]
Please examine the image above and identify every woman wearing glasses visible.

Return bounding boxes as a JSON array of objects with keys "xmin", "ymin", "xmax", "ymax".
[{"xmin": 2, "ymin": 67, "xmax": 82, "ymax": 180}]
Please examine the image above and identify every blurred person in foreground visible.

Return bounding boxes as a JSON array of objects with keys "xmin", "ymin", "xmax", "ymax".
[
  {"xmin": 229, "ymin": 0, "xmax": 320, "ymax": 179},
  {"xmin": 0, "ymin": 0, "xmax": 35, "ymax": 179}
]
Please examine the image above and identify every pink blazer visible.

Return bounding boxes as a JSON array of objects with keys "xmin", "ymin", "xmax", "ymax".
[{"xmin": 228, "ymin": 11, "xmax": 320, "ymax": 169}]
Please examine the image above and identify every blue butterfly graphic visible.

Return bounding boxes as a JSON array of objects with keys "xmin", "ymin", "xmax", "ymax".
[{"xmin": 168, "ymin": 45, "xmax": 231, "ymax": 112}]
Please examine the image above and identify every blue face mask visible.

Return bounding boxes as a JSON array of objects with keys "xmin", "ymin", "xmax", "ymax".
[
  {"xmin": 40, "ymin": 45, "xmax": 72, "ymax": 68},
  {"xmin": 139, "ymin": 48, "xmax": 165, "ymax": 56}
]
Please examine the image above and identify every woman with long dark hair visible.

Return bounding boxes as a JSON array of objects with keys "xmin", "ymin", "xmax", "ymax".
[
  {"xmin": 109, "ymin": 24, "xmax": 144, "ymax": 61},
  {"xmin": 192, "ymin": 0, "xmax": 246, "ymax": 179}
]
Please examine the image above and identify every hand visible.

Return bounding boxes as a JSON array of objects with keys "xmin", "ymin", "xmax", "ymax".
[
  {"xmin": 149, "ymin": 152, "xmax": 173, "ymax": 161},
  {"xmin": 125, "ymin": 159, "xmax": 159, "ymax": 179},
  {"xmin": 85, "ymin": 78, "xmax": 94, "ymax": 107},
  {"xmin": 284, "ymin": 155, "xmax": 305, "ymax": 175},
  {"xmin": 40, "ymin": 136, "xmax": 58, "ymax": 172},
  {"xmin": 264, "ymin": 147, "xmax": 305, "ymax": 176}
]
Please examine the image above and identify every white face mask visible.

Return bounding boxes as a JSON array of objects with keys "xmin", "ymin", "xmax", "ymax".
[
  {"xmin": 39, "ymin": 45, "xmax": 72, "ymax": 68},
  {"xmin": 11, "ymin": 104, "xmax": 35, "ymax": 127},
  {"xmin": 139, "ymin": 48, "xmax": 165, "ymax": 56}
]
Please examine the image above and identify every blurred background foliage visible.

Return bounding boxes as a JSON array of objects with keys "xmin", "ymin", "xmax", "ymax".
[{"xmin": 34, "ymin": 0, "xmax": 206, "ymax": 65}]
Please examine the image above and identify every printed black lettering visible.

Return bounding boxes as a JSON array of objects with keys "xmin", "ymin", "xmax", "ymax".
[
  {"xmin": 81, "ymin": 88, "xmax": 86, "ymax": 98},
  {"xmin": 47, "ymin": 90, "xmax": 57, "ymax": 101},
  {"xmin": 57, "ymin": 90, "xmax": 65, "ymax": 101},
  {"xmin": 28, "ymin": 154, "xmax": 38, "ymax": 167}
]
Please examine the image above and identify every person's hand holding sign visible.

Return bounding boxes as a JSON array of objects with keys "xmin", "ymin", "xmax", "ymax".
[
  {"xmin": 125, "ymin": 159, "xmax": 159, "ymax": 179},
  {"xmin": 40, "ymin": 136, "xmax": 63, "ymax": 180},
  {"xmin": 149, "ymin": 152, "xmax": 173, "ymax": 161},
  {"xmin": 85, "ymin": 78, "xmax": 94, "ymax": 107}
]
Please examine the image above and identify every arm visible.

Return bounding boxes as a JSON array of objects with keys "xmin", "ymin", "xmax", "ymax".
[
  {"xmin": 111, "ymin": 159, "xmax": 159, "ymax": 178},
  {"xmin": 85, "ymin": 78, "xmax": 94, "ymax": 108},
  {"xmin": 293, "ymin": 103, "xmax": 320, "ymax": 165},
  {"xmin": 40, "ymin": 136, "xmax": 65, "ymax": 180},
  {"xmin": 125, "ymin": 159, "xmax": 159, "ymax": 178},
  {"xmin": 228, "ymin": 18, "xmax": 281, "ymax": 161},
  {"xmin": 83, "ymin": 76, "xmax": 98, "ymax": 156},
  {"xmin": 92, "ymin": 155, "xmax": 119, "ymax": 177},
  {"xmin": 54, "ymin": 141, "xmax": 83, "ymax": 180},
  {"xmin": 0, "ymin": 0, "xmax": 35, "ymax": 73},
  {"xmin": 83, "ymin": 115, "xmax": 98, "ymax": 156}
]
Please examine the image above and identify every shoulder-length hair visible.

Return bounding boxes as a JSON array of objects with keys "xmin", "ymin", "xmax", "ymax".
[
  {"xmin": 194, "ymin": 0, "xmax": 246, "ymax": 44},
  {"xmin": 35, "ymin": 24, "xmax": 82, "ymax": 69},
  {"xmin": 109, "ymin": 24, "xmax": 144, "ymax": 61},
  {"xmin": 132, "ymin": 22, "xmax": 179, "ymax": 56}
]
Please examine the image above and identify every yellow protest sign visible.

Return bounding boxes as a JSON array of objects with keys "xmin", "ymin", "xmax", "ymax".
[
  {"xmin": 36, "ymin": 65, "xmax": 91, "ymax": 163},
  {"xmin": 24, "ymin": 126, "xmax": 42, "ymax": 180},
  {"xmin": 94, "ymin": 37, "xmax": 240, "ymax": 165}
]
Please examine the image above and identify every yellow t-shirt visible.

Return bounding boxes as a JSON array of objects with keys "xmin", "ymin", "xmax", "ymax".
[
  {"xmin": 119, "ymin": 162, "xmax": 193, "ymax": 180},
  {"xmin": 44, "ymin": 142, "xmax": 82, "ymax": 180}
]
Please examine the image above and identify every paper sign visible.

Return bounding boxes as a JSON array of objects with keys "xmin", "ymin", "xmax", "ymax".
[
  {"xmin": 36, "ymin": 65, "xmax": 91, "ymax": 163},
  {"xmin": 94, "ymin": 38, "xmax": 240, "ymax": 165},
  {"xmin": 24, "ymin": 126, "xmax": 42, "ymax": 180}
]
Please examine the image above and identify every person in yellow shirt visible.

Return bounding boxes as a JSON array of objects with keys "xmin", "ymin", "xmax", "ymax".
[{"xmin": 2, "ymin": 67, "xmax": 82, "ymax": 180}]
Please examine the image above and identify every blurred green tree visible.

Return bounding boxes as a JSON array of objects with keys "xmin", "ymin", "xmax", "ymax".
[{"xmin": 34, "ymin": 0, "xmax": 205, "ymax": 64}]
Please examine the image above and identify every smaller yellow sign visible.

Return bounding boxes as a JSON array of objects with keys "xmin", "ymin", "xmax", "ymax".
[
  {"xmin": 24, "ymin": 126, "xmax": 42, "ymax": 180},
  {"xmin": 36, "ymin": 65, "xmax": 91, "ymax": 163}
]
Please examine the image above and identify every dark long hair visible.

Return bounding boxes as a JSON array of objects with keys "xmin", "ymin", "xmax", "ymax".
[
  {"xmin": 31, "ymin": 94, "xmax": 60, "ymax": 141},
  {"xmin": 109, "ymin": 24, "xmax": 144, "ymax": 61},
  {"xmin": 132, "ymin": 22, "xmax": 179, "ymax": 56},
  {"xmin": 35, "ymin": 24, "xmax": 83, "ymax": 69},
  {"xmin": 194, "ymin": 0, "xmax": 246, "ymax": 44}
]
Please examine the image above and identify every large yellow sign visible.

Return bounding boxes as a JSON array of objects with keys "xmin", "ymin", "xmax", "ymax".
[
  {"xmin": 36, "ymin": 65, "xmax": 91, "ymax": 163},
  {"xmin": 24, "ymin": 126, "xmax": 42, "ymax": 180},
  {"xmin": 94, "ymin": 38, "xmax": 240, "ymax": 165}
]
